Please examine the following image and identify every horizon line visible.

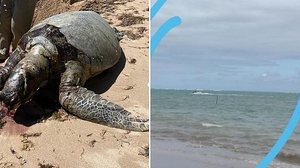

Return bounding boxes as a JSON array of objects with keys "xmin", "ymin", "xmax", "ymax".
[{"xmin": 151, "ymin": 87, "xmax": 300, "ymax": 94}]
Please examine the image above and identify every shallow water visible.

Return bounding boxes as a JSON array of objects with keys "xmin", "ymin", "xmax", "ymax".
[{"xmin": 151, "ymin": 89, "xmax": 300, "ymax": 166}]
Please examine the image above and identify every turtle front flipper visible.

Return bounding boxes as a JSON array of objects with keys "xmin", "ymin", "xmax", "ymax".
[
  {"xmin": 59, "ymin": 61, "xmax": 149, "ymax": 132},
  {"xmin": 0, "ymin": 47, "xmax": 26, "ymax": 89}
]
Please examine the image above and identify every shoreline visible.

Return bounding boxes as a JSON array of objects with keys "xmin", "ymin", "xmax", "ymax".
[{"xmin": 151, "ymin": 138, "xmax": 300, "ymax": 168}]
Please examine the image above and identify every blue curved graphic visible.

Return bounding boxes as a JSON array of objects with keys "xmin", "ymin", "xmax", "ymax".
[
  {"xmin": 151, "ymin": 0, "xmax": 181, "ymax": 57},
  {"xmin": 151, "ymin": 0, "xmax": 166, "ymax": 20},
  {"xmin": 151, "ymin": 16, "xmax": 181, "ymax": 56},
  {"xmin": 257, "ymin": 98, "xmax": 300, "ymax": 168}
]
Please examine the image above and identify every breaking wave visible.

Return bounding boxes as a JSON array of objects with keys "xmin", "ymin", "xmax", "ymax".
[
  {"xmin": 192, "ymin": 91, "xmax": 213, "ymax": 95},
  {"xmin": 201, "ymin": 122, "xmax": 224, "ymax": 128}
]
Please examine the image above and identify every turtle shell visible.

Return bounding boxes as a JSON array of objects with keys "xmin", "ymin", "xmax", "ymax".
[{"xmin": 30, "ymin": 11, "xmax": 122, "ymax": 71}]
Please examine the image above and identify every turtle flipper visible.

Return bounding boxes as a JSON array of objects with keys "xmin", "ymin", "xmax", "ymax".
[
  {"xmin": 0, "ymin": 47, "xmax": 25, "ymax": 89},
  {"xmin": 59, "ymin": 61, "xmax": 149, "ymax": 132}
]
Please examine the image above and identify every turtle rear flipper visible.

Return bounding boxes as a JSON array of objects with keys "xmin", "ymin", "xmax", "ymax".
[
  {"xmin": 59, "ymin": 61, "xmax": 149, "ymax": 132},
  {"xmin": 113, "ymin": 27, "xmax": 124, "ymax": 41}
]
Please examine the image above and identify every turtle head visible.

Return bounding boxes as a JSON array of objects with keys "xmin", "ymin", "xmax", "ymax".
[
  {"xmin": 0, "ymin": 70, "xmax": 26, "ymax": 117},
  {"xmin": 0, "ymin": 37, "xmax": 56, "ymax": 121},
  {"xmin": 0, "ymin": 48, "xmax": 51, "ymax": 118}
]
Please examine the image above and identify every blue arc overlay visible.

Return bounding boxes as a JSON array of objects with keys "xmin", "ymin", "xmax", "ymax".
[
  {"xmin": 151, "ymin": 0, "xmax": 166, "ymax": 19},
  {"xmin": 150, "ymin": 0, "xmax": 300, "ymax": 167},
  {"xmin": 151, "ymin": 16, "xmax": 181, "ymax": 56},
  {"xmin": 257, "ymin": 98, "xmax": 300, "ymax": 168},
  {"xmin": 151, "ymin": 0, "xmax": 181, "ymax": 57}
]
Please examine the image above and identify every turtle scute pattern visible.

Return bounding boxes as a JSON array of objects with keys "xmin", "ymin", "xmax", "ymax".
[{"xmin": 60, "ymin": 86, "xmax": 149, "ymax": 132}]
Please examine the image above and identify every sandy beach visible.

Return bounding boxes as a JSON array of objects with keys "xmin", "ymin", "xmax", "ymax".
[{"xmin": 0, "ymin": 0, "xmax": 149, "ymax": 167}]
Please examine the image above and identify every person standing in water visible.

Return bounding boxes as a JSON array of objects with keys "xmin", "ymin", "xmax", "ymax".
[{"xmin": 0, "ymin": 0, "xmax": 37, "ymax": 62}]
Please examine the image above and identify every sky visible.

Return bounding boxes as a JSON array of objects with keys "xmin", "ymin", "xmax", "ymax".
[{"xmin": 151, "ymin": 0, "xmax": 300, "ymax": 92}]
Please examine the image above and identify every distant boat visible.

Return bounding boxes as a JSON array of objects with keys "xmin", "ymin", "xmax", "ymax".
[{"xmin": 192, "ymin": 90, "xmax": 211, "ymax": 95}]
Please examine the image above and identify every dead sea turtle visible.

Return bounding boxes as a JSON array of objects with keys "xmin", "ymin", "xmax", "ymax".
[{"xmin": 0, "ymin": 11, "xmax": 148, "ymax": 132}]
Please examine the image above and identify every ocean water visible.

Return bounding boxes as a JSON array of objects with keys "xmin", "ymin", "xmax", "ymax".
[{"xmin": 151, "ymin": 89, "xmax": 300, "ymax": 167}]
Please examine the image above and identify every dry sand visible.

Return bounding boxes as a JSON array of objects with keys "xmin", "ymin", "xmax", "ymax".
[{"xmin": 0, "ymin": 0, "xmax": 149, "ymax": 167}]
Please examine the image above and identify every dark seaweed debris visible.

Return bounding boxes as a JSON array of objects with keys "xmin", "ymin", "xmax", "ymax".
[
  {"xmin": 21, "ymin": 132, "xmax": 42, "ymax": 138},
  {"xmin": 50, "ymin": 110, "xmax": 71, "ymax": 122},
  {"xmin": 80, "ymin": 0, "xmax": 131, "ymax": 14},
  {"xmin": 277, "ymin": 151, "xmax": 300, "ymax": 165},
  {"xmin": 138, "ymin": 145, "xmax": 149, "ymax": 157},
  {"xmin": 0, "ymin": 114, "xmax": 5, "ymax": 129},
  {"xmin": 38, "ymin": 163, "xmax": 58, "ymax": 168},
  {"xmin": 125, "ymin": 30, "xmax": 143, "ymax": 40},
  {"xmin": 63, "ymin": 0, "xmax": 81, "ymax": 5},
  {"xmin": 118, "ymin": 13, "xmax": 145, "ymax": 26},
  {"xmin": 0, "ymin": 121, "xmax": 5, "ymax": 129}
]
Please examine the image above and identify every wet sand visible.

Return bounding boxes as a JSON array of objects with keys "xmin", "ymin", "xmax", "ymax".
[{"xmin": 151, "ymin": 139, "xmax": 300, "ymax": 168}]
